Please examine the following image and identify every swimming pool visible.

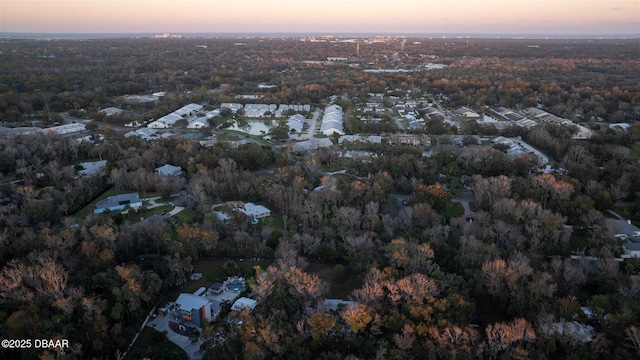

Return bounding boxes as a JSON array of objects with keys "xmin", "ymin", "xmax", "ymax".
[{"xmin": 226, "ymin": 281, "xmax": 245, "ymax": 292}]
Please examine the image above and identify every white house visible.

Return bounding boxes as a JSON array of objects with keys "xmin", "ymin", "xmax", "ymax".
[
  {"xmin": 240, "ymin": 202, "xmax": 271, "ymax": 219},
  {"xmin": 155, "ymin": 164, "xmax": 182, "ymax": 177},
  {"xmin": 47, "ymin": 123, "xmax": 86, "ymax": 135},
  {"xmin": 148, "ymin": 103, "xmax": 203, "ymax": 128},
  {"xmin": 231, "ymin": 297, "xmax": 257, "ymax": 311},
  {"xmin": 455, "ymin": 106, "xmax": 480, "ymax": 118},
  {"xmin": 99, "ymin": 107, "xmax": 123, "ymax": 116},
  {"xmin": 320, "ymin": 104, "xmax": 344, "ymax": 136},
  {"xmin": 125, "ymin": 128, "xmax": 159, "ymax": 141},
  {"xmin": 287, "ymin": 114, "xmax": 306, "ymax": 133},
  {"xmin": 188, "ymin": 116, "xmax": 210, "ymax": 129},
  {"xmin": 221, "ymin": 103, "xmax": 243, "ymax": 113}
]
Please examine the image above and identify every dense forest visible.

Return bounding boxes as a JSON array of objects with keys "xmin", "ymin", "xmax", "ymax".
[{"xmin": 0, "ymin": 37, "xmax": 639, "ymax": 359}]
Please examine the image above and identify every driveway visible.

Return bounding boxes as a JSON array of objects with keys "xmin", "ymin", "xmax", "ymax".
[{"xmin": 147, "ymin": 314, "xmax": 204, "ymax": 360}]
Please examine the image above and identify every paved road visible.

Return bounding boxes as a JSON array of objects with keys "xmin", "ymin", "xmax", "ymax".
[{"xmin": 307, "ymin": 109, "xmax": 320, "ymax": 139}]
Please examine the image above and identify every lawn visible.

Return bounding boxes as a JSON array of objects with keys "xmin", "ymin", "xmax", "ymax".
[{"xmin": 445, "ymin": 202, "xmax": 465, "ymax": 218}]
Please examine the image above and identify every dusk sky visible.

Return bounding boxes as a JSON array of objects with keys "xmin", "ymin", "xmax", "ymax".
[{"xmin": 1, "ymin": 0, "xmax": 639, "ymax": 35}]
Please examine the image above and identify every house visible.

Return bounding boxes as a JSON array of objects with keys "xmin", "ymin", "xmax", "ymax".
[
  {"xmin": 615, "ymin": 219, "xmax": 640, "ymax": 240},
  {"xmin": 455, "ymin": 106, "xmax": 480, "ymax": 118},
  {"xmin": 156, "ymin": 164, "xmax": 182, "ymax": 177},
  {"xmin": 287, "ymin": 114, "xmax": 306, "ymax": 133},
  {"xmin": 125, "ymin": 128, "xmax": 161, "ymax": 141},
  {"xmin": 148, "ymin": 103, "xmax": 203, "ymax": 128},
  {"xmin": 539, "ymin": 320, "xmax": 595, "ymax": 343},
  {"xmin": 77, "ymin": 160, "xmax": 107, "ymax": 177},
  {"xmin": 99, "ymin": 107, "xmax": 123, "ymax": 116},
  {"xmin": 231, "ymin": 297, "xmax": 257, "ymax": 311},
  {"xmin": 320, "ymin": 104, "xmax": 344, "ymax": 136},
  {"xmin": 175, "ymin": 293, "xmax": 213, "ymax": 327},
  {"xmin": 623, "ymin": 243, "xmax": 640, "ymax": 258},
  {"xmin": 187, "ymin": 116, "xmax": 209, "ymax": 129},
  {"xmin": 94, "ymin": 193, "xmax": 142, "ymax": 214},
  {"xmin": 220, "ymin": 103, "xmax": 243, "ymax": 113},
  {"xmin": 240, "ymin": 202, "xmax": 271, "ymax": 219},
  {"xmin": 47, "ymin": 123, "xmax": 86, "ymax": 135},
  {"xmin": 213, "ymin": 202, "xmax": 271, "ymax": 223}
]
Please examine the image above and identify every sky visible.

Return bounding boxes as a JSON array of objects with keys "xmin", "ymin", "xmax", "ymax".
[{"xmin": 1, "ymin": 0, "xmax": 639, "ymax": 35}]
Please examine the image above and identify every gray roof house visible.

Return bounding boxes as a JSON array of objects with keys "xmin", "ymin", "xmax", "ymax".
[
  {"xmin": 615, "ymin": 219, "xmax": 640, "ymax": 240},
  {"xmin": 94, "ymin": 193, "xmax": 142, "ymax": 214},
  {"xmin": 155, "ymin": 164, "xmax": 182, "ymax": 177}
]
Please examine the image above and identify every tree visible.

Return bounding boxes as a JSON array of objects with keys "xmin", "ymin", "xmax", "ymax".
[
  {"xmin": 341, "ymin": 304, "xmax": 372, "ymax": 333},
  {"xmin": 307, "ymin": 312, "xmax": 336, "ymax": 340}
]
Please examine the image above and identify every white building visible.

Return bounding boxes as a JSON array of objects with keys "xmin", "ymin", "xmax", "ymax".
[
  {"xmin": 286, "ymin": 114, "xmax": 306, "ymax": 133},
  {"xmin": 148, "ymin": 103, "xmax": 203, "ymax": 128},
  {"xmin": 155, "ymin": 164, "xmax": 182, "ymax": 177},
  {"xmin": 47, "ymin": 123, "xmax": 86, "ymax": 135},
  {"xmin": 455, "ymin": 106, "xmax": 480, "ymax": 118},
  {"xmin": 99, "ymin": 107, "xmax": 123, "ymax": 116},
  {"xmin": 125, "ymin": 128, "xmax": 159, "ymax": 141},
  {"xmin": 221, "ymin": 103, "xmax": 244, "ymax": 113},
  {"xmin": 188, "ymin": 116, "xmax": 210, "ymax": 129},
  {"xmin": 240, "ymin": 202, "xmax": 271, "ymax": 219},
  {"xmin": 320, "ymin": 104, "xmax": 344, "ymax": 136},
  {"xmin": 231, "ymin": 297, "xmax": 257, "ymax": 311}
]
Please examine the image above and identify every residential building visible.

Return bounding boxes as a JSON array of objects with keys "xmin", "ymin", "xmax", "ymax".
[
  {"xmin": 99, "ymin": 107, "xmax": 123, "ymax": 116},
  {"xmin": 155, "ymin": 164, "xmax": 182, "ymax": 177},
  {"xmin": 220, "ymin": 103, "xmax": 243, "ymax": 113},
  {"xmin": 125, "ymin": 128, "xmax": 160, "ymax": 141},
  {"xmin": 94, "ymin": 193, "xmax": 142, "ymax": 214},
  {"xmin": 47, "ymin": 123, "xmax": 86, "ymax": 135},
  {"xmin": 78, "ymin": 160, "xmax": 107, "ymax": 177},
  {"xmin": 286, "ymin": 114, "xmax": 306, "ymax": 133},
  {"xmin": 231, "ymin": 297, "xmax": 257, "ymax": 311},
  {"xmin": 148, "ymin": 103, "xmax": 203, "ymax": 129},
  {"xmin": 320, "ymin": 104, "xmax": 344, "ymax": 136},
  {"xmin": 175, "ymin": 293, "xmax": 213, "ymax": 327},
  {"xmin": 615, "ymin": 219, "xmax": 640, "ymax": 240},
  {"xmin": 623, "ymin": 242, "xmax": 640, "ymax": 258},
  {"xmin": 240, "ymin": 202, "xmax": 271, "ymax": 219},
  {"xmin": 455, "ymin": 106, "xmax": 480, "ymax": 118},
  {"xmin": 187, "ymin": 116, "xmax": 209, "ymax": 129}
]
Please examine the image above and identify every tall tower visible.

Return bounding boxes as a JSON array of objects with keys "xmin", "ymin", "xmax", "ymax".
[{"xmin": 356, "ymin": 42, "xmax": 360, "ymax": 56}]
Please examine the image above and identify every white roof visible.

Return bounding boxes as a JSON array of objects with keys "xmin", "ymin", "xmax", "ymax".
[
  {"xmin": 78, "ymin": 160, "xmax": 107, "ymax": 176},
  {"xmin": 156, "ymin": 164, "xmax": 182, "ymax": 176},
  {"xmin": 287, "ymin": 114, "xmax": 306, "ymax": 132},
  {"xmin": 240, "ymin": 202, "xmax": 270, "ymax": 217},
  {"xmin": 188, "ymin": 117, "xmax": 210, "ymax": 128},
  {"xmin": 176, "ymin": 293, "xmax": 211, "ymax": 310},
  {"xmin": 99, "ymin": 107, "xmax": 123, "ymax": 115},
  {"xmin": 206, "ymin": 109, "xmax": 221, "ymax": 118},
  {"xmin": 231, "ymin": 297, "xmax": 257, "ymax": 311}
]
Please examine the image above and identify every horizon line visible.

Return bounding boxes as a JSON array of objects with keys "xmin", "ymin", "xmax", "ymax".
[{"xmin": 1, "ymin": 31, "xmax": 639, "ymax": 41}]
